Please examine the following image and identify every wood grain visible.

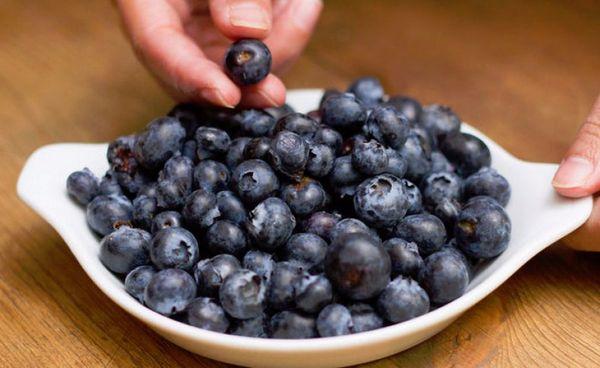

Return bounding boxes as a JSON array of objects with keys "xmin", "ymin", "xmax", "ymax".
[{"xmin": 1, "ymin": 0, "xmax": 599, "ymax": 367}]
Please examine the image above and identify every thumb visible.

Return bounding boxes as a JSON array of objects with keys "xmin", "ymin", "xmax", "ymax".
[
  {"xmin": 553, "ymin": 95, "xmax": 600, "ymax": 197},
  {"xmin": 209, "ymin": 0, "xmax": 272, "ymax": 40}
]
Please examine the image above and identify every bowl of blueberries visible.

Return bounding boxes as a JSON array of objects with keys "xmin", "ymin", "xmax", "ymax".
[{"xmin": 17, "ymin": 40, "xmax": 592, "ymax": 367}]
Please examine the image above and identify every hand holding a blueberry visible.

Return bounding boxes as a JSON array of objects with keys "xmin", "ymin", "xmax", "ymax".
[
  {"xmin": 553, "ymin": 95, "xmax": 600, "ymax": 251},
  {"xmin": 116, "ymin": 0, "xmax": 322, "ymax": 108}
]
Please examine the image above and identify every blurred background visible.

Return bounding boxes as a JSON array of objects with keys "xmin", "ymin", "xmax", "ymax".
[{"xmin": 0, "ymin": 1, "xmax": 599, "ymax": 367}]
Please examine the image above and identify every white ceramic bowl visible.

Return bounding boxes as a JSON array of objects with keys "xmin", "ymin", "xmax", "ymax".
[{"xmin": 17, "ymin": 89, "xmax": 592, "ymax": 368}]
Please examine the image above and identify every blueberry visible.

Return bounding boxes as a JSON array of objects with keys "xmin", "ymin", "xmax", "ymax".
[
  {"xmin": 315, "ymin": 304, "xmax": 353, "ymax": 337},
  {"xmin": 364, "ymin": 105, "xmax": 410, "ymax": 149},
  {"xmin": 295, "ymin": 274, "xmax": 333, "ymax": 314},
  {"xmin": 340, "ymin": 134, "xmax": 368, "ymax": 156},
  {"xmin": 167, "ymin": 103, "xmax": 201, "ymax": 137},
  {"xmin": 282, "ymin": 233, "xmax": 328, "ymax": 271},
  {"xmin": 418, "ymin": 104, "xmax": 461, "ymax": 141},
  {"xmin": 125, "ymin": 265, "xmax": 156, "ymax": 302},
  {"xmin": 225, "ymin": 39, "xmax": 271, "ymax": 85},
  {"xmin": 230, "ymin": 313, "xmax": 269, "ymax": 337},
  {"xmin": 107, "ymin": 135, "xmax": 138, "ymax": 175},
  {"xmin": 280, "ymin": 177, "xmax": 329, "ymax": 217},
  {"xmin": 377, "ymin": 276, "xmax": 429, "ymax": 323},
  {"xmin": 440, "ymin": 132, "xmax": 491, "ymax": 176},
  {"xmin": 144, "ymin": 268, "xmax": 197, "ymax": 316},
  {"xmin": 394, "ymin": 214, "xmax": 446, "ymax": 256},
  {"xmin": 243, "ymin": 137, "xmax": 272, "ymax": 161},
  {"xmin": 186, "ymin": 297, "xmax": 229, "ymax": 333},
  {"xmin": 137, "ymin": 182, "xmax": 158, "ymax": 198},
  {"xmin": 206, "ymin": 220, "xmax": 247, "ymax": 257},
  {"xmin": 330, "ymin": 218, "xmax": 381, "ymax": 243},
  {"xmin": 347, "ymin": 303, "xmax": 384, "ymax": 333},
  {"xmin": 216, "ymin": 191, "xmax": 247, "ymax": 225},
  {"xmin": 86, "ymin": 194, "xmax": 133, "ymax": 236},
  {"xmin": 265, "ymin": 103, "xmax": 295, "ymax": 121},
  {"xmin": 421, "ymin": 171, "xmax": 462, "ymax": 209},
  {"xmin": 432, "ymin": 197, "xmax": 461, "ymax": 233},
  {"xmin": 353, "ymin": 174, "xmax": 409, "ymax": 228},
  {"xmin": 98, "ymin": 171, "xmax": 123, "ymax": 196},
  {"xmin": 455, "ymin": 197, "xmax": 511, "ymax": 259},
  {"xmin": 134, "ymin": 117, "xmax": 186, "ymax": 170},
  {"xmin": 328, "ymin": 155, "xmax": 363, "ymax": 188},
  {"xmin": 193, "ymin": 160, "xmax": 230, "ymax": 193},
  {"xmin": 246, "ymin": 197, "xmax": 296, "ymax": 251},
  {"xmin": 313, "ymin": 127, "xmax": 343, "ymax": 154},
  {"xmin": 233, "ymin": 109, "xmax": 275, "ymax": 137},
  {"xmin": 412, "ymin": 125, "xmax": 437, "ymax": 151},
  {"xmin": 99, "ymin": 226, "xmax": 151, "ymax": 274},
  {"xmin": 160, "ymin": 154, "xmax": 194, "ymax": 188},
  {"xmin": 243, "ymin": 250, "xmax": 275, "ymax": 282},
  {"xmin": 151, "ymin": 210, "xmax": 182, "ymax": 234},
  {"xmin": 400, "ymin": 131, "xmax": 432, "ymax": 183},
  {"xmin": 268, "ymin": 130, "xmax": 309, "ymax": 179},
  {"xmin": 384, "ymin": 95, "xmax": 422, "ymax": 124},
  {"xmin": 67, "ymin": 168, "xmax": 99, "ymax": 205},
  {"xmin": 418, "ymin": 247, "xmax": 470, "ymax": 304},
  {"xmin": 193, "ymin": 254, "xmax": 240, "ymax": 297},
  {"xmin": 182, "ymin": 189, "xmax": 220, "ymax": 230},
  {"xmin": 325, "ymin": 233, "xmax": 391, "ymax": 300},
  {"xmin": 401, "ymin": 179, "xmax": 423, "ymax": 215},
  {"xmin": 429, "ymin": 151, "xmax": 455, "ymax": 173},
  {"xmin": 219, "ymin": 269, "xmax": 265, "ymax": 319},
  {"xmin": 321, "ymin": 93, "xmax": 367, "ymax": 132},
  {"xmin": 319, "ymin": 88, "xmax": 341, "ymax": 110},
  {"xmin": 226, "ymin": 137, "xmax": 251, "ymax": 169},
  {"xmin": 271, "ymin": 113, "xmax": 320, "ymax": 138},
  {"xmin": 270, "ymin": 311, "xmax": 316, "ymax": 339},
  {"xmin": 115, "ymin": 168, "xmax": 153, "ymax": 197},
  {"xmin": 302, "ymin": 211, "xmax": 341, "ymax": 242},
  {"xmin": 305, "ymin": 143, "xmax": 335, "ymax": 178},
  {"xmin": 195, "ymin": 127, "xmax": 231, "ymax": 160},
  {"xmin": 462, "ymin": 167, "xmax": 511, "ymax": 206},
  {"xmin": 155, "ymin": 178, "xmax": 191, "ymax": 210},
  {"xmin": 150, "ymin": 227, "xmax": 200, "ymax": 270},
  {"xmin": 347, "ymin": 76, "xmax": 384, "ymax": 107},
  {"xmin": 232, "ymin": 159, "xmax": 279, "ymax": 204},
  {"xmin": 267, "ymin": 262, "xmax": 304, "ymax": 310},
  {"xmin": 383, "ymin": 238, "xmax": 424, "ymax": 278},
  {"xmin": 383, "ymin": 148, "xmax": 407, "ymax": 178},
  {"xmin": 351, "ymin": 140, "xmax": 389, "ymax": 176}
]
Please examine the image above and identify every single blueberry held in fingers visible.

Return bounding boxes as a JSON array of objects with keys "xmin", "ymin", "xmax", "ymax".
[
  {"xmin": 67, "ymin": 168, "xmax": 99, "ymax": 205},
  {"xmin": 219, "ymin": 269, "xmax": 265, "ymax": 319},
  {"xmin": 418, "ymin": 104, "xmax": 461, "ymax": 142},
  {"xmin": 348, "ymin": 303, "xmax": 385, "ymax": 333},
  {"xmin": 383, "ymin": 238, "xmax": 424, "ymax": 278},
  {"xmin": 418, "ymin": 247, "xmax": 470, "ymax": 304},
  {"xmin": 151, "ymin": 210, "xmax": 182, "ymax": 234},
  {"xmin": 99, "ymin": 226, "xmax": 151, "ymax": 274},
  {"xmin": 282, "ymin": 233, "xmax": 328, "ymax": 271},
  {"xmin": 440, "ymin": 132, "xmax": 491, "ymax": 176},
  {"xmin": 134, "ymin": 117, "xmax": 186, "ymax": 170},
  {"xmin": 302, "ymin": 211, "xmax": 341, "ymax": 242},
  {"xmin": 86, "ymin": 194, "xmax": 133, "ymax": 236},
  {"xmin": 195, "ymin": 127, "xmax": 231, "ymax": 160},
  {"xmin": 377, "ymin": 276, "xmax": 430, "ymax": 323},
  {"xmin": 205, "ymin": 220, "xmax": 247, "ymax": 257},
  {"xmin": 185, "ymin": 297, "xmax": 230, "ymax": 333},
  {"xmin": 182, "ymin": 189, "xmax": 220, "ymax": 230},
  {"xmin": 280, "ymin": 177, "xmax": 329, "ymax": 217},
  {"xmin": 144, "ymin": 268, "xmax": 197, "ymax": 316},
  {"xmin": 225, "ymin": 39, "xmax": 272, "ymax": 85},
  {"xmin": 271, "ymin": 112, "xmax": 320, "ymax": 138},
  {"xmin": 347, "ymin": 76, "xmax": 385, "ymax": 107},
  {"xmin": 321, "ymin": 93, "xmax": 367, "ymax": 133},
  {"xmin": 231, "ymin": 159, "xmax": 279, "ymax": 205},
  {"xmin": 246, "ymin": 197, "xmax": 296, "ymax": 251},
  {"xmin": 270, "ymin": 311, "xmax": 317, "ymax": 339},
  {"xmin": 193, "ymin": 160, "xmax": 230, "ymax": 193},
  {"xmin": 295, "ymin": 274, "xmax": 333, "ymax": 314},
  {"xmin": 462, "ymin": 167, "xmax": 511, "ymax": 206},
  {"xmin": 351, "ymin": 140, "xmax": 389, "ymax": 176},
  {"xmin": 383, "ymin": 95, "xmax": 422, "ymax": 124},
  {"xmin": 150, "ymin": 227, "xmax": 200, "ymax": 270},
  {"xmin": 216, "ymin": 190, "xmax": 247, "ymax": 225},
  {"xmin": 394, "ymin": 214, "xmax": 446, "ymax": 256},
  {"xmin": 226, "ymin": 137, "xmax": 251, "ymax": 169},
  {"xmin": 125, "ymin": 265, "xmax": 156, "ymax": 303},
  {"xmin": 364, "ymin": 105, "xmax": 410, "ymax": 149},
  {"xmin": 353, "ymin": 174, "xmax": 409, "ymax": 228},
  {"xmin": 305, "ymin": 143, "xmax": 335, "ymax": 178},
  {"xmin": 325, "ymin": 233, "xmax": 391, "ymax": 300},
  {"xmin": 193, "ymin": 254, "xmax": 240, "ymax": 297},
  {"xmin": 243, "ymin": 250, "xmax": 275, "ymax": 283},
  {"xmin": 455, "ymin": 196, "xmax": 511, "ymax": 259},
  {"xmin": 268, "ymin": 130, "xmax": 309, "ymax": 179},
  {"xmin": 316, "ymin": 304, "xmax": 353, "ymax": 337},
  {"xmin": 267, "ymin": 262, "xmax": 304, "ymax": 311}
]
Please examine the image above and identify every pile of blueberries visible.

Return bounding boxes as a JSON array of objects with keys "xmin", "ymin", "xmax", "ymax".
[{"xmin": 66, "ymin": 76, "xmax": 511, "ymax": 339}]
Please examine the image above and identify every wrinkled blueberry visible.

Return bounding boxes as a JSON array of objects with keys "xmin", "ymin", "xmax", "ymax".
[
  {"xmin": 462, "ymin": 167, "xmax": 511, "ymax": 206},
  {"xmin": 144, "ymin": 268, "xmax": 197, "ymax": 316},
  {"xmin": 232, "ymin": 159, "xmax": 279, "ymax": 205},
  {"xmin": 125, "ymin": 265, "xmax": 156, "ymax": 302},
  {"xmin": 246, "ymin": 197, "xmax": 295, "ymax": 251},
  {"xmin": 316, "ymin": 304, "xmax": 353, "ymax": 337},
  {"xmin": 186, "ymin": 297, "xmax": 230, "ymax": 333},
  {"xmin": 394, "ymin": 214, "xmax": 446, "ymax": 256},
  {"xmin": 206, "ymin": 220, "xmax": 247, "ymax": 256},
  {"xmin": 86, "ymin": 194, "xmax": 133, "ymax": 236},
  {"xmin": 67, "ymin": 168, "xmax": 99, "ymax": 205},
  {"xmin": 150, "ymin": 227, "xmax": 199, "ymax": 270},
  {"xmin": 440, "ymin": 132, "xmax": 491, "ymax": 176},
  {"xmin": 377, "ymin": 276, "xmax": 429, "ymax": 323},
  {"xmin": 383, "ymin": 238, "xmax": 424, "ymax": 278},
  {"xmin": 225, "ymin": 39, "xmax": 271, "ymax": 85},
  {"xmin": 270, "ymin": 311, "xmax": 316, "ymax": 339},
  {"xmin": 99, "ymin": 226, "xmax": 151, "ymax": 274},
  {"xmin": 134, "ymin": 117, "xmax": 186, "ymax": 170},
  {"xmin": 219, "ymin": 269, "xmax": 265, "ymax": 319},
  {"xmin": 194, "ymin": 254, "xmax": 240, "ymax": 297},
  {"xmin": 353, "ymin": 174, "xmax": 409, "ymax": 228}
]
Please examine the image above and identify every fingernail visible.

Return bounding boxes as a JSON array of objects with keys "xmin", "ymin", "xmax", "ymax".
[
  {"xmin": 228, "ymin": 1, "xmax": 270, "ymax": 30},
  {"xmin": 200, "ymin": 88, "xmax": 235, "ymax": 108},
  {"xmin": 552, "ymin": 155, "xmax": 593, "ymax": 188}
]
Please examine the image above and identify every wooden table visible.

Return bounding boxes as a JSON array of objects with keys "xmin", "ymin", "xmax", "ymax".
[{"xmin": 1, "ymin": 0, "xmax": 599, "ymax": 366}]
